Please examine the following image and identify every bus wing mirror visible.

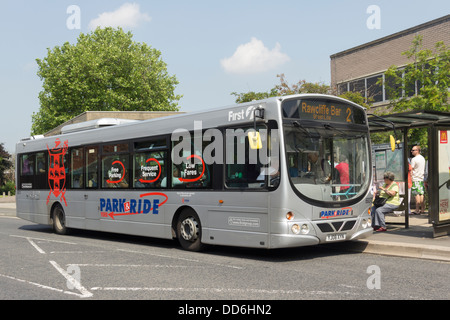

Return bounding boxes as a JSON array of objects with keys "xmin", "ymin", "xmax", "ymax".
[
  {"xmin": 248, "ymin": 131, "xmax": 262, "ymax": 150},
  {"xmin": 249, "ymin": 105, "xmax": 265, "ymax": 149}
]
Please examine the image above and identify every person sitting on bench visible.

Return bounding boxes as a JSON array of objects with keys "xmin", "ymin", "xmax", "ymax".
[{"xmin": 371, "ymin": 171, "xmax": 401, "ymax": 232}]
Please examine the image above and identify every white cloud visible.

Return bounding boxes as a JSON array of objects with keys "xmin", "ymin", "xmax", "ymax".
[
  {"xmin": 89, "ymin": 3, "xmax": 151, "ymax": 30},
  {"xmin": 220, "ymin": 38, "xmax": 290, "ymax": 75}
]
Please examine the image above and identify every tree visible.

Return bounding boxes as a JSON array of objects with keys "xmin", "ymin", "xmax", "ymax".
[
  {"xmin": 338, "ymin": 91, "xmax": 372, "ymax": 109},
  {"xmin": 382, "ymin": 35, "xmax": 449, "ymax": 112},
  {"xmin": 381, "ymin": 35, "xmax": 449, "ymax": 148},
  {"xmin": 231, "ymin": 74, "xmax": 330, "ymax": 103},
  {"xmin": 32, "ymin": 27, "xmax": 182, "ymax": 135},
  {"xmin": 0, "ymin": 143, "xmax": 12, "ymax": 187},
  {"xmin": 231, "ymin": 88, "xmax": 278, "ymax": 104}
]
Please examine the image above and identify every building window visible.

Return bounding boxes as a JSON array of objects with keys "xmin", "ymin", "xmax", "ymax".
[
  {"xmin": 338, "ymin": 83, "xmax": 348, "ymax": 95},
  {"xmin": 366, "ymin": 76, "xmax": 383, "ymax": 102},
  {"xmin": 349, "ymin": 79, "xmax": 365, "ymax": 97}
]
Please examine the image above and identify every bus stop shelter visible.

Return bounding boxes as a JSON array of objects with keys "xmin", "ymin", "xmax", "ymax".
[{"xmin": 368, "ymin": 110, "xmax": 450, "ymax": 237}]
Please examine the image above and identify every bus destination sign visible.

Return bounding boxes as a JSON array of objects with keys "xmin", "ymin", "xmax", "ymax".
[{"xmin": 282, "ymin": 99, "xmax": 366, "ymax": 124}]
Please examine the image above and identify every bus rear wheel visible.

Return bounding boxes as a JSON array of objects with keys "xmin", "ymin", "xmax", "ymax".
[
  {"xmin": 52, "ymin": 205, "xmax": 68, "ymax": 235},
  {"xmin": 176, "ymin": 209, "xmax": 204, "ymax": 251}
]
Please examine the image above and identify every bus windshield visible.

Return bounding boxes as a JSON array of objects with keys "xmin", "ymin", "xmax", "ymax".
[{"xmin": 284, "ymin": 123, "xmax": 371, "ymax": 203}]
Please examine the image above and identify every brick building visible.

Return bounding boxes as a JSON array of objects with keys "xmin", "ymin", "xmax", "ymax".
[{"xmin": 330, "ymin": 14, "xmax": 449, "ymax": 111}]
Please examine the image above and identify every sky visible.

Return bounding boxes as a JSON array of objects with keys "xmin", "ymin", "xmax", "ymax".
[{"xmin": 0, "ymin": 0, "xmax": 449, "ymax": 153}]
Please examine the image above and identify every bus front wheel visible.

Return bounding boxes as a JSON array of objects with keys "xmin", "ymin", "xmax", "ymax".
[
  {"xmin": 176, "ymin": 209, "xmax": 204, "ymax": 251},
  {"xmin": 52, "ymin": 204, "xmax": 68, "ymax": 235}
]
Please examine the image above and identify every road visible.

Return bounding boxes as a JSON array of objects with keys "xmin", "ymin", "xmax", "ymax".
[{"xmin": 0, "ymin": 216, "xmax": 449, "ymax": 304}]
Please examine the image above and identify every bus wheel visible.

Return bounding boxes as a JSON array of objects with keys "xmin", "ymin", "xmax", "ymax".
[
  {"xmin": 53, "ymin": 205, "xmax": 68, "ymax": 235},
  {"xmin": 176, "ymin": 209, "xmax": 203, "ymax": 251}
]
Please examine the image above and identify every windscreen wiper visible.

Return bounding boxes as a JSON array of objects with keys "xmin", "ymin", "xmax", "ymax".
[
  {"xmin": 324, "ymin": 123, "xmax": 347, "ymax": 136},
  {"xmin": 293, "ymin": 120, "xmax": 312, "ymax": 137}
]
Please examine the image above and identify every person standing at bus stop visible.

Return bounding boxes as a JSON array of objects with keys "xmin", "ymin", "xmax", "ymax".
[{"xmin": 411, "ymin": 145, "xmax": 426, "ymax": 214}]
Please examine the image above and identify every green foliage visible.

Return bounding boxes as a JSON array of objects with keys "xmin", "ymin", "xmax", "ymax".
[
  {"xmin": 0, "ymin": 143, "xmax": 12, "ymax": 187},
  {"xmin": 381, "ymin": 35, "xmax": 449, "ymax": 112},
  {"xmin": 0, "ymin": 181, "xmax": 15, "ymax": 196},
  {"xmin": 231, "ymin": 74, "xmax": 330, "ymax": 103},
  {"xmin": 33, "ymin": 27, "xmax": 182, "ymax": 135},
  {"xmin": 338, "ymin": 91, "xmax": 372, "ymax": 109},
  {"xmin": 274, "ymin": 74, "xmax": 330, "ymax": 96},
  {"xmin": 231, "ymin": 88, "xmax": 278, "ymax": 104},
  {"xmin": 378, "ymin": 35, "xmax": 449, "ymax": 152}
]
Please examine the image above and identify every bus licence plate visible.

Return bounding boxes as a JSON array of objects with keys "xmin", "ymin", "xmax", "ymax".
[{"xmin": 326, "ymin": 233, "xmax": 346, "ymax": 241}]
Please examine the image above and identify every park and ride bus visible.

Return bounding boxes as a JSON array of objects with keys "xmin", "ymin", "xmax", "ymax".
[{"xmin": 15, "ymin": 94, "xmax": 373, "ymax": 251}]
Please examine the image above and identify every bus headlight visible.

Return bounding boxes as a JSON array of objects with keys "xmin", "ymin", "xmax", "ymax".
[
  {"xmin": 292, "ymin": 223, "xmax": 310, "ymax": 235},
  {"xmin": 300, "ymin": 224, "xmax": 310, "ymax": 234},
  {"xmin": 291, "ymin": 224, "xmax": 300, "ymax": 234},
  {"xmin": 362, "ymin": 218, "xmax": 372, "ymax": 229}
]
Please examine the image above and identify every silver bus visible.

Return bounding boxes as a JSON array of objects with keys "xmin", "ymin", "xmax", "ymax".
[{"xmin": 15, "ymin": 94, "xmax": 373, "ymax": 251}]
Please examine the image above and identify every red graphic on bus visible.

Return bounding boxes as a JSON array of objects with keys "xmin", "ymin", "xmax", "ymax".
[
  {"xmin": 106, "ymin": 160, "xmax": 126, "ymax": 184},
  {"xmin": 139, "ymin": 158, "xmax": 162, "ymax": 184},
  {"xmin": 47, "ymin": 139, "xmax": 69, "ymax": 206},
  {"xmin": 179, "ymin": 154, "xmax": 205, "ymax": 183}
]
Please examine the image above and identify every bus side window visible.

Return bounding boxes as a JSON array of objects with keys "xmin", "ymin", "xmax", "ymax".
[
  {"xmin": 102, "ymin": 154, "xmax": 130, "ymax": 189},
  {"xmin": 225, "ymin": 127, "xmax": 265, "ymax": 189},
  {"xmin": 170, "ymin": 135, "xmax": 212, "ymax": 189},
  {"xmin": 19, "ymin": 154, "xmax": 35, "ymax": 189},
  {"xmin": 71, "ymin": 148, "xmax": 84, "ymax": 188},
  {"xmin": 21, "ymin": 154, "xmax": 34, "ymax": 176},
  {"xmin": 35, "ymin": 152, "xmax": 48, "ymax": 189},
  {"xmin": 86, "ymin": 147, "xmax": 98, "ymax": 188},
  {"xmin": 134, "ymin": 151, "xmax": 166, "ymax": 188}
]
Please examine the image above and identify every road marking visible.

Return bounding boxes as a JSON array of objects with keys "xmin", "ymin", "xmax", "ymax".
[
  {"xmin": 27, "ymin": 238, "xmax": 46, "ymax": 254},
  {"xmin": 10, "ymin": 234, "xmax": 77, "ymax": 245},
  {"xmin": 0, "ymin": 272, "xmax": 87, "ymax": 298},
  {"xmin": 90, "ymin": 286, "xmax": 360, "ymax": 296},
  {"xmin": 49, "ymin": 260, "xmax": 93, "ymax": 298},
  {"xmin": 68, "ymin": 263, "xmax": 202, "ymax": 268},
  {"xmin": 50, "ymin": 251, "xmax": 109, "ymax": 254},
  {"xmin": 117, "ymin": 248, "xmax": 244, "ymax": 269}
]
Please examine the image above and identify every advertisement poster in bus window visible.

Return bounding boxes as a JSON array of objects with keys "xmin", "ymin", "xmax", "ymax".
[
  {"xmin": 139, "ymin": 158, "xmax": 161, "ymax": 184},
  {"xmin": 179, "ymin": 155, "xmax": 205, "ymax": 183},
  {"xmin": 438, "ymin": 130, "xmax": 450, "ymax": 222},
  {"xmin": 47, "ymin": 138, "xmax": 69, "ymax": 206}
]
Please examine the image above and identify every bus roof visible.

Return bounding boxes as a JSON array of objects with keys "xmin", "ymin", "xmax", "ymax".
[{"xmin": 16, "ymin": 94, "xmax": 365, "ymax": 153}]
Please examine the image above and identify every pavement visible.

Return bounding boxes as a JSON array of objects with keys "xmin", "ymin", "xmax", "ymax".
[
  {"xmin": 338, "ymin": 213, "xmax": 450, "ymax": 262},
  {"xmin": 1, "ymin": 196, "xmax": 449, "ymax": 262}
]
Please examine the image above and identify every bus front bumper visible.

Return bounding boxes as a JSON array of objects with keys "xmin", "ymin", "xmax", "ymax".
[{"xmin": 270, "ymin": 234, "xmax": 320, "ymax": 248}]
